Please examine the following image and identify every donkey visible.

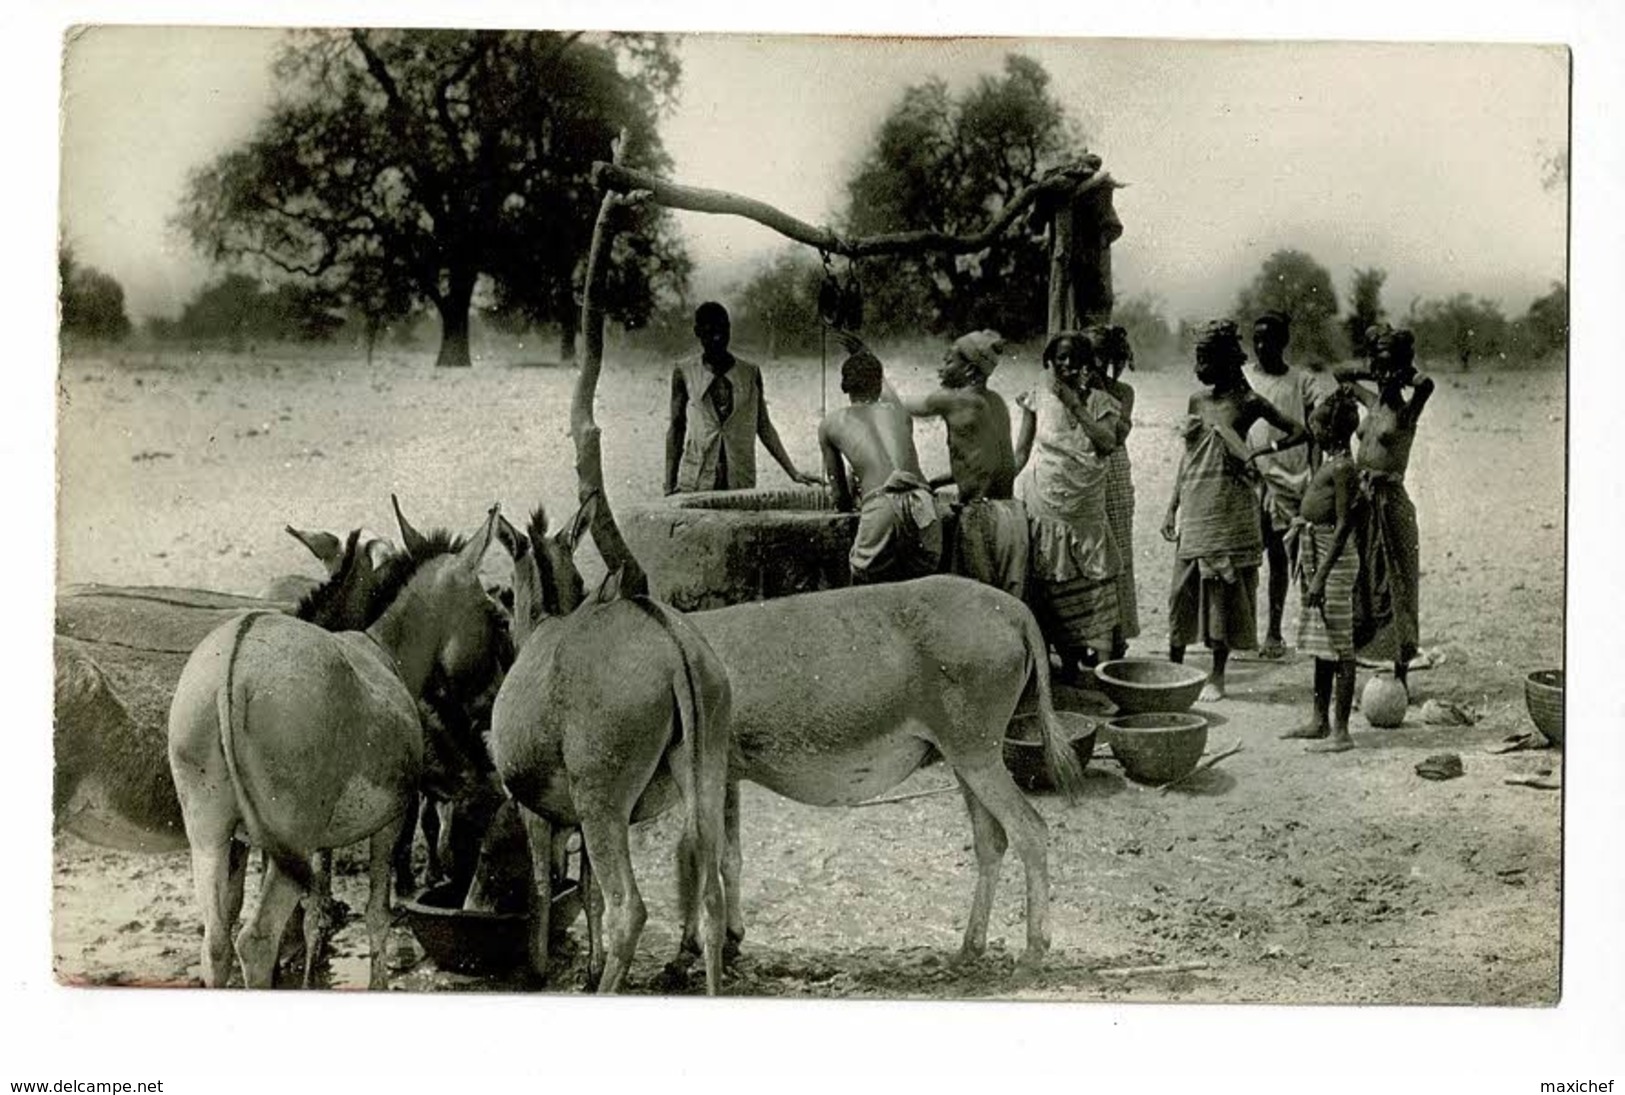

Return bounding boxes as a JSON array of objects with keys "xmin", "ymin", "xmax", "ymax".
[
  {"xmin": 488, "ymin": 505, "xmax": 733, "ymax": 994},
  {"xmin": 260, "ymin": 525, "xmax": 397, "ymax": 604},
  {"xmin": 167, "ymin": 505, "xmax": 507, "ymax": 989},
  {"xmin": 53, "ymin": 522, "xmax": 405, "ymax": 858},
  {"xmin": 527, "ymin": 531, "xmax": 1085, "ymax": 976}
]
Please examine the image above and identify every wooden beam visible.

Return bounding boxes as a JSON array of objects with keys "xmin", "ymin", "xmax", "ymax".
[{"xmin": 592, "ymin": 159, "xmax": 1118, "ymax": 259}]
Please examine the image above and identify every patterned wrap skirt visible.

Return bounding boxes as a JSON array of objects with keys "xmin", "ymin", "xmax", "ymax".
[
  {"xmin": 1103, "ymin": 447, "xmax": 1141, "ymax": 640},
  {"xmin": 1290, "ymin": 519, "xmax": 1359, "ymax": 659}
]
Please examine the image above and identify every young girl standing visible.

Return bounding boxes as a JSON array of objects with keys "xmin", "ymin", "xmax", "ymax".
[{"xmin": 1283, "ymin": 391, "xmax": 1363, "ymax": 752}]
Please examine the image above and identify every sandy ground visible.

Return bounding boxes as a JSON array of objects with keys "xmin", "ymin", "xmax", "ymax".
[{"xmin": 52, "ymin": 339, "xmax": 1565, "ymax": 1002}]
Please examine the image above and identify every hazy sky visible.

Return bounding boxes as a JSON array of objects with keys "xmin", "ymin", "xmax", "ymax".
[{"xmin": 59, "ymin": 28, "xmax": 1568, "ymax": 324}]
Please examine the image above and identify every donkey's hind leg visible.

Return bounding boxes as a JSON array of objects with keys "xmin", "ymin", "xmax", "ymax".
[
  {"xmin": 950, "ymin": 758, "xmax": 1051, "ymax": 970},
  {"xmin": 720, "ymin": 778, "xmax": 745, "ymax": 965},
  {"xmin": 188, "ymin": 835, "xmax": 242, "ymax": 988},
  {"xmin": 364, "ymin": 826, "xmax": 397, "ymax": 990},
  {"xmin": 576, "ymin": 812, "xmax": 644, "ymax": 994},
  {"xmin": 580, "ymin": 848, "xmax": 605, "ymax": 991},
  {"xmin": 236, "ymin": 858, "xmax": 306, "ymax": 989},
  {"xmin": 663, "ymin": 820, "xmax": 702, "ymax": 986},
  {"xmin": 300, "ymin": 851, "xmax": 334, "ymax": 988},
  {"xmin": 951, "ymin": 772, "xmax": 1010, "ymax": 963}
]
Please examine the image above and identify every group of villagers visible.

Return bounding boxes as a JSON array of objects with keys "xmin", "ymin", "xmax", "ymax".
[{"xmin": 664, "ymin": 301, "xmax": 1433, "ymax": 755}]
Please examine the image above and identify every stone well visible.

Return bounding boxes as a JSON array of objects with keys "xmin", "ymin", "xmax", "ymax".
[{"xmin": 619, "ymin": 486, "xmax": 859, "ymax": 611}]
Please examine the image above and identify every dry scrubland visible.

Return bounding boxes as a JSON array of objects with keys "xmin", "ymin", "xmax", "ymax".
[{"xmin": 54, "ymin": 339, "xmax": 1565, "ymax": 1001}]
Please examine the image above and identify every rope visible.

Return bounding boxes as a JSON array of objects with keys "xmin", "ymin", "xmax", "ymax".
[{"xmin": 820, "ymin": 322, "xmax": 827, "ymax": 419}]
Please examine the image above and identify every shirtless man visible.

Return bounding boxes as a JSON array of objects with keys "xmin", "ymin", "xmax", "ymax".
[
  {"xmin": 885, "ymin": 329, "xmax": 1029, "ymax": 598},
  {"xmin": 819, "ymin": 347, "xmax": 942, "ymax": 583},
  {"xmin": 1161, "ymin": 320, "xmax": 1309, "ymax": 701},
  {"xmin": 1337, "ymin": 324, "xmax": 1435, "ymax": 691}
]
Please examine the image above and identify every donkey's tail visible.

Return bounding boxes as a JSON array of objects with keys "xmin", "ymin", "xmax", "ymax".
[
  {"xmin": 218, "ymin": 612, "xmax": 314, "ymax": 891},
  {"xmin": 1017, "ymin": 603, "xmax": 1087, "ymax": 805},
  {"xmin": 635, "ymin": 599, "xmax": 729, "ymax": 827},
  {"xmin": 634, "ymin": 600, "xmax": 730, "ymax": 957}
]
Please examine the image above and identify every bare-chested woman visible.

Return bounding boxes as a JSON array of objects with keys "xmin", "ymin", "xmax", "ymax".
[
  {"xmin": 1162, "ymin": 320, "xmax": 1309, "ymax": 701},
  {"xmin": 1337, "ymin": 324, "xmax": 1435, "ymax": 691},
  {"xmin": 818, "ymin": 347, "xmax": 941, "ymax": 583}
]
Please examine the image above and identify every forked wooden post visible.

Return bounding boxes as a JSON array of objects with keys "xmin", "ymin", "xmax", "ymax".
[{"xmin": 570, "ymin": 135, "xmax": 650, "ymax": 596}]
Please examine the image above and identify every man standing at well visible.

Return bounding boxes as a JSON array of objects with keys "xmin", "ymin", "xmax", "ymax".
[{"xmin": 666, "ymin": 301, "xmax": 821, "ymax": 495}]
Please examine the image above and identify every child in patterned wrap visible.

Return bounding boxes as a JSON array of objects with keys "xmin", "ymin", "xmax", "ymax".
[{"xmin": 1282, "ymin": 391, "xmax": 1363, "ymax": 752}]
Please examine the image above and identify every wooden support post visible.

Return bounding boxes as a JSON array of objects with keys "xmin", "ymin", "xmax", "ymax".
[{"xmin": 570, "ymin": 136, "xmax": 649, "ymax": 597}]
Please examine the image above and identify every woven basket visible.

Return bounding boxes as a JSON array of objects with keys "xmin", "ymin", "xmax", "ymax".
[{"xmin": 1524, "ymin": 669, "xmax": 1564, "ymax": 746}]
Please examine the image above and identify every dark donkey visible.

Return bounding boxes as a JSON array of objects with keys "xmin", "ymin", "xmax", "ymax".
[
  {"xmin": 167, "ymin": 505, "xmax": 508, "ymax": 989},
  {"xmin": 519, "ymin": 519, "xmax": 1086, "ymax": 980},
  {"xmin": 489, "ymin": 505, "xmax": 733, "ymax": 995}
]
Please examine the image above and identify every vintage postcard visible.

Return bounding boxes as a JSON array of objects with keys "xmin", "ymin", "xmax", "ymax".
[{"xmin": 32, "ymin": 8, "xmax": 1614, "ymax": 1087}]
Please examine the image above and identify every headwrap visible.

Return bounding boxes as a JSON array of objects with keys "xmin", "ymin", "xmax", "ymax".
[
  {"xmin": 1082, "ymin": 324, "xmax": 1132, "ymax": 370},
  {"xmin": 1195, "ymin": 319, "xmax": 1245, "ymax": 365},
  {"xmin": 950, "ymin": 329, "xmax": 1005, "ymax": 378},
  {"xmin": 1365, "ymin": 324, "xmax": 1416, "ymax": 367}
]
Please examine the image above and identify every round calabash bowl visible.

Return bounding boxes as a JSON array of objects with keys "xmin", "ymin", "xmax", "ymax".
[
  {"xmin": 401, "ymin": 880, "xmax": 582, "ymax": 977},
  {"xmin": 1524, "ymin": 669, "xmax": 1564, "ymax": 746},
  {"xmin": 1104, "ymin": 712, "xmax": 1210, "ymax": 785},
  {"xmin": 1004, "ymin": 710, "xmax": 1099, "ymax": 792},
  {"xmin": 1094, "ymin": 659, "xmax": 1208, "ymax": 715}
]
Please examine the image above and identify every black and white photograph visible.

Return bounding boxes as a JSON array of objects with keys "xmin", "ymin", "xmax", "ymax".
[{"xmin": 15, "ymin": 1, "xmax": 1625, "ymax": 1088}]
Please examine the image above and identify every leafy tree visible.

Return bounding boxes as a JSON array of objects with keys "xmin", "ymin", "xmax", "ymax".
[
  {"xmin": 1233, "ymin": 249, "xmax": 1341, "ymax": 364},
  {"xmin": 841, "ymin": 54, "xmax": 1089, "ymax": 341},
  {"xmin": 1409, "ymin": 293, "xmax": 1509, "ymax": 370},
  {"xmin": 1517, "ymin": 281, "xmax": 1568, "ymax": 360},
  {"xmin": 731, "ymin": 249, "xmax": 826, "ymax": 358},
  {"xmin": 176, "ymin": 29, "xmax": 688, "ymax": 368},
  {"xmin": 59, "ymin": 245, "xmax": 132, "ymax": 341},
  {"xmin": 1111, "ymin": 292, "xmax": 1176, "ymax": 369},
  {"xmin": 1343, "ymin": 267, "xmax": 1388, "ymax": 359}
]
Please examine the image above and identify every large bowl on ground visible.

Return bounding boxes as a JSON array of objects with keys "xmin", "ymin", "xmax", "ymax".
[
  {"xmin": 1525, "ymin": 669, "xmax": 1564, "ymax": 746},
  {"xmin": 1104, "ymin": 712, "xmax": 1209, "ymax": 785},
  {"xmin": 401, "ymin": 880, "xmax": 581, "ymax": 977},
  {"xmin": 1094, "ymin": 659, "xmax": 1207, "ymax": 715},
  {"xmin": 1004, "ymin": 710, "xmax": 1099, "ymax": 792}
]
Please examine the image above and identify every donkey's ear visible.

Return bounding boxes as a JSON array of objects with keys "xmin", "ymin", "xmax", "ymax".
[
  {"xmin": 391, "ymin": 494, "xmax": 431, "ymax": 558},
  {"xmin": 556, "ymin": 497, "xmax": 593, "ymax": 553},
  {"xmin": 457, "ymin": 504, "xmax": 501, "ymax": 572},
  {"xmin": 494, "ymin": 513, "xmax": 528, "ymax": 561},
  {"xmin": 286, "ymin": 526, "xmax": 345, "ymax": 574}
]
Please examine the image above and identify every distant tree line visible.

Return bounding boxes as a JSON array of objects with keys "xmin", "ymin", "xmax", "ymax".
[
  {"xmin": 59, "ymin": 245, "xmax": 131, "ymax": 341},
  {"xmin": 80, "ymin": 38, "xmax": 1564, "ymax": 372},
  {"xmin": 143, "ymin": 273, "xmax": 345, "ymax": 347},
  {"xmin": 1213, "ymin": 248, "xmax": 1566, "ymax": 369}
]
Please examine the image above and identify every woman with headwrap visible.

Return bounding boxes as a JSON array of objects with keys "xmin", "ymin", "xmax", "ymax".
[
  {"xmin": 1162, "ymin": 320, "xmax": 1309, "ymax": 701},
  {"xmin": 1013, "ymin": 331, "xmax": 1122, "ymax": 680},
  {"xmin": 1088, "ymin": 324, "xmax": 1141, "ymax": 657},
  {"xmin": 1338, "ymin": 324, "xmax": 1435, "ymax": 694}
]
